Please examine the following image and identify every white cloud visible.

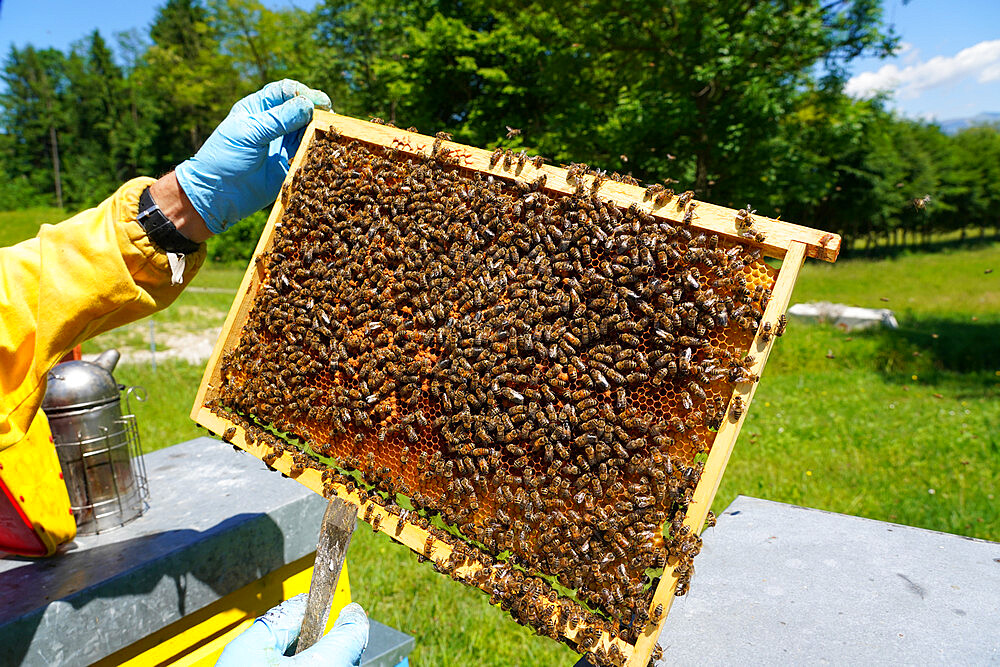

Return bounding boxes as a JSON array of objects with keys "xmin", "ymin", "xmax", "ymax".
[
  {"xmin": 982, "ymin": 61, "xmax": 1000, "ymax": 83},
  {"xmin": 845, "ymin": 39, "xmax": 1000, "ymax": 100},
  {"xmin": 896, "ymin": 42, "xmax": 919, "ymax": 65}
]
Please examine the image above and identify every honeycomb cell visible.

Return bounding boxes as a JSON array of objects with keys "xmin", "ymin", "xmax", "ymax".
[{"xmin": 213, "ymin": 130, "xmax": 777, "ymax": 646}]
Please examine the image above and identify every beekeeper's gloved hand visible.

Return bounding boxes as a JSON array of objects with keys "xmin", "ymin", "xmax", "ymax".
[
  {"xmin": 216, "ymin": 596, "xmax": 368, "ymax": 667},
  {"xmin": 175, "ymin": 79, "xmax": 331, "ymax": 235}
]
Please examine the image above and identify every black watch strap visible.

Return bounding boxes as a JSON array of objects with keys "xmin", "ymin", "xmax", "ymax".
[{"xmin": 136, "ymin": 187, "xmax": 201, "ymax": 255}]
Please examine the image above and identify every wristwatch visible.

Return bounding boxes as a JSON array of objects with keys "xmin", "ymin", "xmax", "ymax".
[{"xmin": 136, "ymin": 187, "xmax": 202, "ymax": 255}]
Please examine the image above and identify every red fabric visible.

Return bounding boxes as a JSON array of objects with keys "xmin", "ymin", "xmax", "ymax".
[{"xmin": 0, "ymin": 475, "xmax": 46, "ymax": 556}]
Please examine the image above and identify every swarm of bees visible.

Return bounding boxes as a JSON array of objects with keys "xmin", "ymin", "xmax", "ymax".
[{"xmin": 211, "ymin": 128, "xmax": 778, "ymax": 666}]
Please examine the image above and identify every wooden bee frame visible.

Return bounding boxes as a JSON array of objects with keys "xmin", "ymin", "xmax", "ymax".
[{"xmin": 192, "ymin": 111, "xmax": 838, "ymax": 666}]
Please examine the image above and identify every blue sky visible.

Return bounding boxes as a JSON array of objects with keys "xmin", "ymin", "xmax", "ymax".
[
  {"xmin": 0, "ymin": 0, "xmax": 310, "ymax": 51},
  {"xmin": 1, "ymin": 0, "xmax": 998, "ymax": 121},
  {"xmin": 844, "ymin": 0, "xmax": 1000, "ymax": 120}
]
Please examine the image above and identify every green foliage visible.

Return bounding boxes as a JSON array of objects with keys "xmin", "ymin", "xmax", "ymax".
[
  {"xmin": 0, "ymin": 45, "xmax": 69, "ymax": 205},
  {"xmin": 143, "ymin": 0, "xmax": 245, "ymax": 168},
  {"xmin": 1, "ymin": 0, "xmax": 999, "ymax": 252},
  {"xmin": 0, "ymin": 207, "xmax": 67, "ymax": 246},
  {"xmin": 206, "ymin": 208, "xmax": 269, "ymax": 263}
]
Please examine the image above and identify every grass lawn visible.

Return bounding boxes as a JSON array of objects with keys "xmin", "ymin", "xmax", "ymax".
[
  {"xmin": 5, "ymin": 207, "xmax": 997, "ymax": 665},
  {"xmin": 724, "ymin": 242, "xmax": 999, "ymax": 541},
  {"xmin": 0, "ymin": 207, "xmax": 68, "ymax": 247}
]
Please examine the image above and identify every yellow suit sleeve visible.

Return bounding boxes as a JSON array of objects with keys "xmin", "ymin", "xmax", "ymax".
[{"xmin": 0, "ymin": 177, "xmax": 206, "ymax": 451}]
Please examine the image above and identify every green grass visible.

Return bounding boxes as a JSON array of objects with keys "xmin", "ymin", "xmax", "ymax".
[
  {"xmin": 794, "ymin": 242, "xmax": 999, "ymax": 316},
  {"xmin": 114, "ymin": 360, "xmax": 209, "ymax": 452},
  {"xmin": 717, "ymin": 242, "xmax": 1000, "ymax": 541},
  {"xmin": 0, "ymin": 207, "xmax": 68, "ymax": 247},
  {"xmin": 720, "ymin": 332, "xmax": 998, "ymax": 540}
]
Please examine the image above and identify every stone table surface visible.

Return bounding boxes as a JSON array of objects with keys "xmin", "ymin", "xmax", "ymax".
[
  {"xmin": 655, "ymin": 496, "xmax": 1000, "ymax": 665},
  {"xmin": 0, "ymin": 437, "xmax": 412, "ymax": 667}
]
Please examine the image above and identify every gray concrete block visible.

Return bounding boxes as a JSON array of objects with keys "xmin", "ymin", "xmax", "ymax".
[
  {"xmin": 656, "ymin": 496, "xmax": 1000, "ymax": 665},
  {"xmin": 788, "ymin": 302, "xmax": 899, "ymax": 331}
]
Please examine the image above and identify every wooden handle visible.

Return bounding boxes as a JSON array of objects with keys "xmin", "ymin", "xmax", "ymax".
[{"xmin": 296, "ymin": 496, "xmax": 358, "ymax": 654}]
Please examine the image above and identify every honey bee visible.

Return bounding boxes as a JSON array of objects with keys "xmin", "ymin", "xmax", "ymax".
[
  {"xmin": 730, "ymin": 395, "xmax": 744, "ymax": 420},
  {"xmin": 676, "ymin": 190, "xmax": 694, "ymax": 208},
  {"xmin": 682, "ymin": 202, "xmax": 699, "ymax": 225},
  {"xmin": 517, "ymin": 150, "xmax": 528, "ymax": 170},
  {"xmin": 775, "ymin": 313, "xmax": 787, "ymax": 337},
  {"xmin": 626, "ymin": 371, "xmax": 648, "ymax": 385},
  {"xmin": 654, "ymin": 188, "xmax": 675, "ymax": 207},
  {"xmin": 734, "ymin": 203, "xmax": 756, "ymax": 229},
  {"xmin": 759, "ymin": 320, "xmax": 772, "ymax": 343},
  {"xmin": 222, "ymin": 426, "xmax": 236, "ymax": 442}
]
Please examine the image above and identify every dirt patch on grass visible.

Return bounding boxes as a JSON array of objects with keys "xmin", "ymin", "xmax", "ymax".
[{"xmin": 84, "ymin": 327, "xmax": 222, "ymax": 365}]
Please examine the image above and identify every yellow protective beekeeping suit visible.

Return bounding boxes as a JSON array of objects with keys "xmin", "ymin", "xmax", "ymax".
[{"xmin": 0, "ymin": 177, "xmax": 205, "ymax": 555}]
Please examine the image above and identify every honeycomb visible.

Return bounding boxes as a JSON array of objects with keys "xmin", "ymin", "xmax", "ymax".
[{"xmin": 212, "ymin": 128, "xmax": 777, "ymax": 663}]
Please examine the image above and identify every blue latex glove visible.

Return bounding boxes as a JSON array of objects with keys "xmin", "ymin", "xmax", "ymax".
[
  {"xmin": 216, "ymin": 596, "xmax": 369, "ymax": 667},
  {"xmin": 176, "ymin": 79, "xmax": 332, "ymax": 234}
]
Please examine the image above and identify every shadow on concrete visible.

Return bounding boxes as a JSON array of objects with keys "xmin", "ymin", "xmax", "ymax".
[{"xmin": 1, "ymin": 513, "xmax": 286, "ymax": 666}]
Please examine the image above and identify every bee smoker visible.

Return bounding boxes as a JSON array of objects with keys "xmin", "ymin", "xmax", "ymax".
[{"xmin": 41, "ymin": 350, "xmax": 149, "ymax": 534}]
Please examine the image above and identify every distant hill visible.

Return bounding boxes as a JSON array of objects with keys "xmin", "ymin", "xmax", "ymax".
[{"xmin": 937, "ymin": 112, "xmax": 1000, "ymax": 135}]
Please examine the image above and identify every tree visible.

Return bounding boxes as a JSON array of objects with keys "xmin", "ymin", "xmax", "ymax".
[
  {"xmin": 950, "ymin": 126, "xmax": 1000, "ymax": 239},
  {"xmin": 60, "ymin": 31, "xmax": 133, "ymax": 205},
  {"xmin": 3, "ymin": 0, "xmax": 995, "ymax": 254},
  {"xmin": 139, "ymin": 0, "xmax": 241, "ymax": 166},
  {"xmin": 0, "ymin": 46, "xmax": 70, "ymax": 207}
]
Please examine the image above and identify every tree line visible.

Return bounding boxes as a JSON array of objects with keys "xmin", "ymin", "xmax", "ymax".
[{"xmin": 2, "ymin": 0, "xmax": 999, "ymax": 257}]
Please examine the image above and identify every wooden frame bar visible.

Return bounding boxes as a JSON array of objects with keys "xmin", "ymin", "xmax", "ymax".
[{"xmin": 192, "ymin": 111, "xmax": 835, "ymax": 667}]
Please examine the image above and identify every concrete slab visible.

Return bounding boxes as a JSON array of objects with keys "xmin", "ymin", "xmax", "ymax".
[
  {"xmin": 656, "ymin": 496, "xmax": 1000, "ymax": 665},
  {"xmin": 788, "ymin": 302, "xmax": 899, "ymax": 331}
]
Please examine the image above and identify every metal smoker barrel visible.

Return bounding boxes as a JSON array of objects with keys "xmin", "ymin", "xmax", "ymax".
[{"xmin": 42, "ymin": 350, "xmax": 149, "ymax": 534}]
